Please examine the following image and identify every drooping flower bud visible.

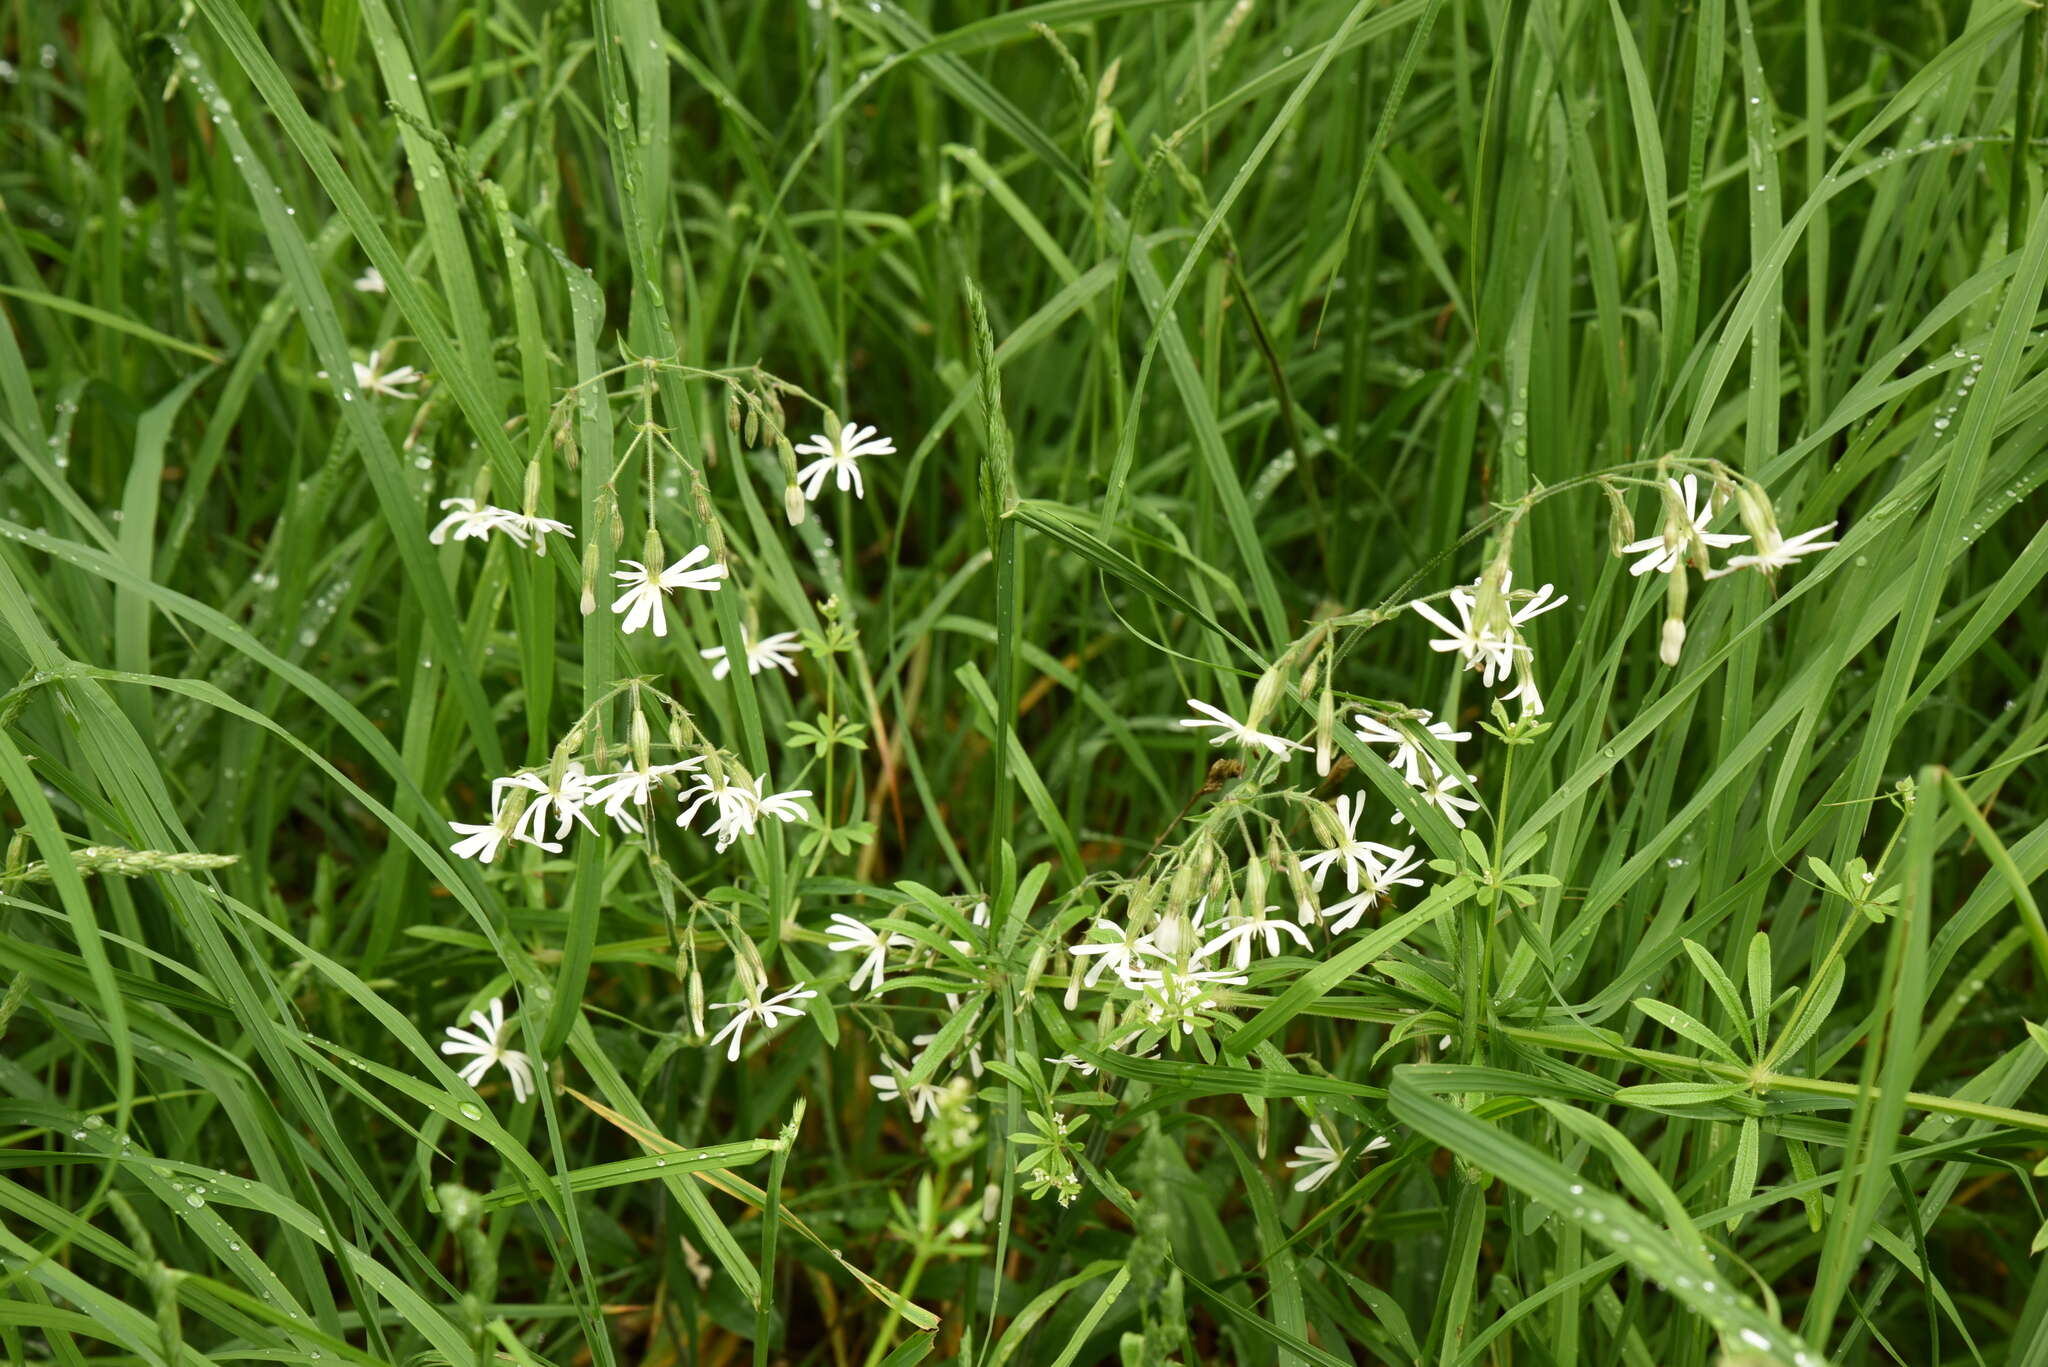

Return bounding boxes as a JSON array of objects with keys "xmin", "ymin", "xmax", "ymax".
[
  {"xmin": 1659, "ymin": 562, "xmax": 1689, "ymax": 668},
  {"xmin": 1659, "ymin": 615, "xmax": 1687, "ymax": 668},
  {"xmin": 1600, "ymin": 480, "xmax": 1635, "ymax": 557}
]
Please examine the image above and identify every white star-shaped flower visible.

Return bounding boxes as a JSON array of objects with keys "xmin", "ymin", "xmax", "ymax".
[
  {"xmin": 869, "ymin": 1064, "xmax": 946, "ymax": 1120},
  {"xmin": 826, "ymin": 912, "xmax": 911, "ymax": 996},
  {"xmin": 1200, "ymin": 901, "xmax": 1313, "ymax": 968},
  {"xmin": 795, "ymin": 422, "xmax": 894, "ymax": 501},
  {"xmin": 1321, "ymin": 845, "xmax": 1424, "ymax": 934},
  {"xmin": 1285, "ymin": 1122, "xmax": 1345, "ymax": 1192},
  {"xmin": 350, "ymin": 348, "xmax": 420, "ymax": 399},
  {"xmin": 1408, "ymin": 590, "xmax": 1521, "ymax": 686},
  {"xmin": 1300, "ymin": 793, "xmax": 1411, "ymax": 895},
  {"xmin": 609, "ymin": 545, "xmax": 727, "ymax": 637},
  {"xmin": 1070, "ymin": 918, "xmax": 1147, "ymax": 989},
  {"xmin": 1394, "ymin": 769, "xmax": 1482, "ymax": 830},
  {"xmin": 353, "ymin": 265, "xmax": 386, "ymax": 294},
  {"xmin": 1707, "ymin": 521, "xmax": 1838, "ymax": 577},
  {"xmin": 707, "ymin": 981, "xmax": 816, "ymax": 1062},
  {"xmin": 701, "ymin": 628, "xmax": 804, "ymax": 680},
  {"xmin": 677, "ymin": 774, "xmax": 811, "ymax": 850},
  {"xmin": 493, "ymin": 764, "xmax": 599, "ymax": 847},
  {"xmin": 1179, "ymin": 699, "xmax": 1308, "ymax": 758},
  {"xmin": 1352, "ymin": 711, "xmax": 1470, "ymax": 785},
  {"xmin": 439, "ymin": 996, "xmax": 537, "ymax": 1102},
  {"xmin": 583, "ymin": 757, "xmax": 701, "ymax": 834},
  {"xmin": 429, "ymin": 498, "xmax": 514, "ymax": 545},
  {"xmin": 1622, "ymin": 474, "xmax": 1747, "ymax": 577},
  {"xmin": 429, "ymin": 500, "xmax": 575, "ymax": 555},
  {"xmin": 448, "ymin": 819, "xmax": 512, "ymax": 864}
]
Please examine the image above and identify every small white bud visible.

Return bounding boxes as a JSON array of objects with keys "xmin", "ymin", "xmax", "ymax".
[{"xmin": 1659, "ymin": 617, "xmax": 1687, "ymax": 667}]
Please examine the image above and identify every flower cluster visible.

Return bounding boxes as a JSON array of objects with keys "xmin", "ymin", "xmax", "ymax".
[
  {"xmin": 1619, "ymin": 469, "xmax": 1837, "ymax": 666},
  {"xmin": 413, "ymin": 396, "xmax": 892, "ymax": 1090},
  {"xmin": 429, "ymin": 498, "xmax": 575, "ymax": 554},
  {"xmin": 448, "ymin": 753, "xmax": 809, "ymax": 865},
  {"xmin": 1407, "ymin": 572, "xmax": 1565, "ymax": 715}
]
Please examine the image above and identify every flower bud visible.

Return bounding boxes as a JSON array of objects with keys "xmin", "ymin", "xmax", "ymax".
[
  {"xmin": 1729, "ymin": 475, "xmax": 1779, "ymax": 548},
  {"xmin": 1659, "ymin": 566, "xmax": 1689, "ymax": 667},
  {"xmin": 1247, "ymin": 666, "xmax": 1286, "ymax": 736},
  {"xmin": 1659, "ymin": 616, "xmax": 1687, "ymax": 668},
  {"xmin": 579, "ymin": 541, "xmax": 599, "ymax": 616},
  {"xmin": 1600, "ymin": 480, "xmax": 1635, "ymax": 557},
  {"xmin": 784, "ymin": 482, "xmax": 808, "ymax": 526},
  {"xmin": 686, "ymin": 963, "xmax": 705, "ymax": 1037},
  {"xmin": 522, "ymin": 456, "xmax": 543, "ymax": 513},
  {"xmin": 1313, "ymin": 659, "xmax": 1335, "ymax": 779},
  {"xmin": 1245, "ymin": 854, "xmax": 1269, "ymax": 911},
  {"xmin": 630, "ymin": 704, "xmax": 652, "ymax": 774}
]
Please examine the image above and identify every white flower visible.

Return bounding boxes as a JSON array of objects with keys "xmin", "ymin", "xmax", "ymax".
[
  {"xmin": 609, "ymin": 546, "xmax": 727, "ymax": 636},
  {"xmin": 1504, "ymin": 579, "xmax": 1569, "ymax": 631},
  {"xmin": 1409, "ymin": 575, "xmax": 1565, "ymax": 688},
  {"xmin": 1500, "ymin": 663, "xmax": 1545, "ymax": 718},
  {"xmin": 583, "ymin": 757, "xmax": 701, "ymax": 834},
  {"xmin": 677, "ymin": 774, "xmax": 811, "ymax": 850},
  {"xmin": 354, "ymin": 265, "xmax": 386, "ymax": 294},
  {"xmin": 448, "ymin": 819, "xmax": 511, "ymax": 864},
  {"xmin": 1300, "ymin": 793, "xmax": 1410, "ymax": 895},
  {"xmin": 494, "ymin": 764, "xmax": 599, "ymax": 847},
  {"xmin": 756, "ymin": 785, "xmax": 811, "ymax": 824},
  {"xmin": 676, "ymin": 772, "xmax": 758, "ymax": 848},
  {"xmin": 701, "ymin": 628, "xmax": 804, "ymax": 680},
  {"xmin": 1200, "ymin": 901, "xmax": 1313, "ymax": 968},
  {"xmin": 1285, "ymin": 1123, "xmax": 1345, "ymax": 1192},
  {"xmin": 429, "ymin": 500, "xmax": 576, "ymax": 555},
  {"xmin": 1045, "ymin": 1053, "xmax": 1098, "ymax": 1076},
  {"xmin": 1352, "ymin": 711, "xmax": 1470, "ymax": 785},
  {"xmin": 1179, "ymin": 699, "xmax": 1308, "ymax": 758},
  {"xmin": 1707, "ymin": 521, "xmax": 1838, "ymax": 576},
  {"xmin": 1395, "ymin": 769, "xmax": 1482, "ymax": 830},
  {"xmin": 429, "ymin": 498, "xmax": 517, "ymax": 545},
  {"xmin": 870, "ymin": 1065, "xmax": 945, "ymax": 1121},
  {"xmin": 707, "ymin": 981, "xmax": 816, "ymax": 1061},
  {"xmin": 1622, "ymin": 474, "xmax": 1747, "ymax": 577},
  {"xmin": 439, "ymin": 997, "xmax": 537, "ymax": 1102},
  {"xmin": 1133, "ymin": 897, "xmax": 1223, "ymax": 969},
  {"xmin": 795, "ymin": 422, "xmax": 894, "ymax": 501},
  {"xmin": 1409, "ymin": 590, "xmax": 1521, "ymax": 686},
  {"xmin": 508, "ymin": 512, "xmax": 575, "ymax": 555},
  {"xmin": 1071, "ymin": 918, "xmax": 1147, "ymax": 989},
  {"xmin": 1127, "ymin": 963, "xmax": 1247, "ymax": 1036},
  {"xmin": 1321, "ymin": 845, "xmax": 1424, "ymax": 934},
  {"xmin": 349, "ymin": 348, "xmax": 421, "ymax": 399},
  {"xmin": 826, "ymin": 912, "xmax": 910, "ymax": 996}
]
